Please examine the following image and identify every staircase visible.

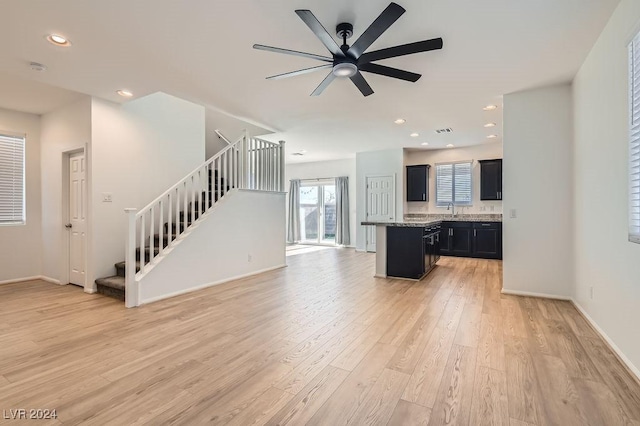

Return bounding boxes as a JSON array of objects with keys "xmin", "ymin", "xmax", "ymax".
[{"xmin": 94, "ymin": 135, "xmax": 285, "ymax": 306}]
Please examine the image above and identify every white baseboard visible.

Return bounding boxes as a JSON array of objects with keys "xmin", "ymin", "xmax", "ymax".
[
  {"xmin": 40, "ymin": 275, "xmax": 61, "ymax": 285},
  {"xmin": 570, "ymin": 299, "xmax": 640, "ymax": 384},
  {"xmin": 0, "ymin": 276, "xmax": 42, "ymax": 285},
  {"xmin": 0, "ymin": 275, "xmax": 61, "ymax": 285},
  {"xmin": 139, "ymin": 264, "xmax": 287, "ymax": 306},
  {"xmin": 501, "ymin": 288, "xmax": 572, "ymax": 300}
]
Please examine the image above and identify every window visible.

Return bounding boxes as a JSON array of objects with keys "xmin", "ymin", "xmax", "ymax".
[
  {"xmin": 629, "ymin": 32, "xmax": 640, "ymax": 243},
  {"xmin": 0, "ymin": 133, "xmax": 25, "ymax": 225},
  {"xmin": 436, "ymin": 161, "xmax": 472, "ymax": 206}
]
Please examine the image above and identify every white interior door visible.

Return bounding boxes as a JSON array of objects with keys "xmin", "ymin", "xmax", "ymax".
[
  {"xmin": 365, "ymin": 175, "xmax": 395, "ymax": 252},
  {"xmin": 68, "ymin": 152, "xmax": 86, "ymax": 286}
]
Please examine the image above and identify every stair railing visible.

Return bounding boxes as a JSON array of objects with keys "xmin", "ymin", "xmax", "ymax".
[{"xmin": 124, "ymin": 134, "xmax": 285, "ymax": 307}]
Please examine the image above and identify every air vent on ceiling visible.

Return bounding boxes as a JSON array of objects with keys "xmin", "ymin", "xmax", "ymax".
[{"xmin": 435, "ymin": 128, "xmax": 453, "ymax": 134}]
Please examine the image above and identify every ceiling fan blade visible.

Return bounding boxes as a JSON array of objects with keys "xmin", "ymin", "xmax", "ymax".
[
  {"xmin": 350, "ymin": 72, "xmax": 374, "ymax": 96},
  {"xmin": 311, "ymin": 72, "xmax": 336, "ymax": 96},
  {"xmin": 253, "ymin": 44, "xmax": 333, "ymax": 62},
  {"xmin": 359, "ymin": 63, "xmax": 421, "ymax": 82},
  {"xmin": 347, "ymin": 2, "xmax": 405, "ymax": 59},
  {"xmin": 358, "ymin": 38, "xmax": 443, "ymax": 64},
  {"xmin": 267, "ymin": 64, "xmax": 333, "ymax": 80},
  {"xmin": 295, "ymin": 10, "xmax": 345, "ymax": 57}
]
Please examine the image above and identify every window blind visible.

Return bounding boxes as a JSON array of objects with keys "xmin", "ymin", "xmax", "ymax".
[
  {"xmin": 436, "ymin": 161, "xmax": 472, "ymax": 206},
  {"xmin": 629, "ymin": 32, "xmax": 640, "ymax": 243},
  {"xmin": 0, "ymin": 134, "xmax": 25, "ymax": 224}
]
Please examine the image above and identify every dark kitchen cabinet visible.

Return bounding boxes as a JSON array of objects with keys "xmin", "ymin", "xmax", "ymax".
[
  {"xmin": 479, "ymin": 159, "xmax": 503, "ymax": 201},
  {"xmin": 406, "ymin": 165, "xmax": 430, "ymax": 202},
  {"xmin": 440, "ymin": 222, "xmax": 472, "ymax": 257},
  {"xmin": 472, "ymin": 222, "xmax": 502, "ymax": 259},
  {"xmin": 387, "ymin": 225, "xmax": 440, "ymax": 280},
  {"xmin": 439, "ymin": 221, "xmax": 502, "ymax": 259}
]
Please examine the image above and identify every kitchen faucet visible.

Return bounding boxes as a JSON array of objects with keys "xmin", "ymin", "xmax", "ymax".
[{"xmin": 447, "ymin": 202, "xmax": 455, "ymax": 217}]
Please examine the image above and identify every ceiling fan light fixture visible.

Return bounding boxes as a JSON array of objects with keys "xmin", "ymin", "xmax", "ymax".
[{"xmin": 332, "ymin": 62, "xmax": 358, "ymax": 78}]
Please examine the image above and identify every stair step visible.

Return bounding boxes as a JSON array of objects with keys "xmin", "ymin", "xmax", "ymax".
[
  {"xmin": 115, "ymin": 260, "xmax": 141, "ymax": 277},
  {"xmin": 95, "ymin": 276, "xmax": 125, "ymax": 301},
  {"xmin": 164, "ymin": 221, "xmax": 192, "ymax": 234},
  {"xmin": 136, "ymin": 246, "xmax": 160, "ymax": 261}
]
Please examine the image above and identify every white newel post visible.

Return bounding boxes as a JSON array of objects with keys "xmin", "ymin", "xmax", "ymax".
[
  {"xmin": 241, "ymin": 131, "xmax": 248, "ymax": 189},
  {"xmin": 124, "ymin": 208, "xmax": 138, "ymax": 308},
  {"xmin": 279, "ymin": 141, "xmax": 286, "ymax": 192}
]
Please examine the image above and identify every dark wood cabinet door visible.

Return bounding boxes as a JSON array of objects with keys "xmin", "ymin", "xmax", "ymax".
[
  {"xmin": 473, "ymin": 228, "xmax": 501, "ymax": 258},
  {"xmin": 479, "ymin": 159, "xmax": 502, "ymax": 200},
  {"xmin": 406, "ymin": 165, "xmax": 429, "ymax": 202},
  {"xmin": 451, "ymin": 228, "xmax": 472, "ymax": 255},
  {"xmin": 439, "ymin": 227, "xmax": 452, "ymax": 254}
]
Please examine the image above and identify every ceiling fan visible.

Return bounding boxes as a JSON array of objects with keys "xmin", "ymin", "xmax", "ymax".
[{"xmin": 253, "ymin": 2, "xmax": 443, "ymax": 97}]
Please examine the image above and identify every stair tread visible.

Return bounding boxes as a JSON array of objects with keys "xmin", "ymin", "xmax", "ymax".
[{"xmin": 95, "ymin": 275, "xmax": 125, "ymax": 290}]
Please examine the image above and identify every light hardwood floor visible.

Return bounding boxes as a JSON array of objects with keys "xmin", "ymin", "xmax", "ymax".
[{"xmin": 1, "ymin": 249, "xmax": 639, "ymax": 425}]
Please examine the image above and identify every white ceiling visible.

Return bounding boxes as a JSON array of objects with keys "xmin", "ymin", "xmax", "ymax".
[
  {"xmin": 0, "ymin": 0, "xmax": 620, "ymax": 162},
  {"xmin": 0, "ymin": 71, "xmax": 84, "ymax": 115}
]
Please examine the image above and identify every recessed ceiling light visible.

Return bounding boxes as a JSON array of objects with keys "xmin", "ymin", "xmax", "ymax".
[
  {"xmin": 483, "ymin": 105, "xmax": 498, "ymax": 111},
  {"xmin": 446, "ymin": 144, "xmax": 454, "ymax": 148},
  {"xmin": 421, "ymin": 142, "xmax": 429, "ymax": 146},
  {"xmin": 47, "ymin": 34, "xmax": 71, "ymax": 47},
  {"xmin": 410, "ymin": 133, "xmax": 419, "ymax": 137},
  {"xmin": 117, "ymin": 89, "xmax": 133, "ymax": 98},
  {"xmin": 394, "ymin": 118, "xmax": 406, "ymax": 125},
  {"xmin": 487, "ymin": 134, "xmax": 498, "ymax": 139},
  {"xmin": 484, "ymin": 123, "xmax": 496, "ymax": 128}
]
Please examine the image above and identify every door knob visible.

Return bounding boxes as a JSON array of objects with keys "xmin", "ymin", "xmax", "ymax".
[{"xmin": 65, "ymin": 223, "xmax": 72, "ymax": 229}]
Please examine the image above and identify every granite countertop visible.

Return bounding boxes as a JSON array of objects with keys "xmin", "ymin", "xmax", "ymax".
[
  {"xmin": 405, "ymin": 213, "xmax": 503, "ymax": 223},
  {"xmin": 361, "ymin": 219, "xmax": 442, "ymax": 227},
  {"xmin": 362, "ymin": 213, "xmax": 502, "ymax": 227}
]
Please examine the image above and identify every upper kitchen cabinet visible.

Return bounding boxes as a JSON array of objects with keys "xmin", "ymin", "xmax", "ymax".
[
  {"xmin": 406, "ymin": 164, "xmax": 430, "ymax": 202},
  {"xmin": 479, "ymin": 159, "xmax": 503, "ymax": 200}
]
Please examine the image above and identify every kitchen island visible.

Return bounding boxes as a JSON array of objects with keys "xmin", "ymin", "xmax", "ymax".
[
  {"xmin": 361, "ymin": 220, "xmax": 442, "ymax": 280},
  {"xmin": 362, "ymin": 214, "xmax": 503, "ymax": 279}
]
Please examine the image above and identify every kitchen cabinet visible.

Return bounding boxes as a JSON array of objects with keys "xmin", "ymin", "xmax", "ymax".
[
  {"xmin": 472, "ymin": 222, "xmax": 502, "ymax": 259},
  {"xmin": 440, "ymin": 222, "xmax": 472, "ymax": 256},
  {"xmin": 387, "ymin": 224, "xmax": 440, "ymax": 279},
  {"xmin": 440, "ymin": 221, "xmax": 502, "ymax": 259},
  {"xmin": 406, "ymin": 165, "xmax": 430, "ymax": 202},
  {"xmin": 479, "ymin": 159, "xmax": 503, "ymax": 200}
]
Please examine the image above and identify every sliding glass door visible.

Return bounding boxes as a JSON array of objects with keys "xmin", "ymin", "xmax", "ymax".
[{"xmin": 300, "ymin": 182, "xmax": 336, "ymax": 244}]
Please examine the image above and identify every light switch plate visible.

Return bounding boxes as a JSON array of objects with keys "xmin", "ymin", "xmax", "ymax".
[
  {"xmin": 509, "ymin": 208, "xmax": 517, "ymax": 218},
  {"xmin": 102, "ymin": 193, "xmax": 113, "ymax": 203}
]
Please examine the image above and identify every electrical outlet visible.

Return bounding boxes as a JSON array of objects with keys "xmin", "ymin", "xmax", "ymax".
[
  {"xmin": 248, "ymin": 254, "xmax": 252, "ymax": 263},
  {"xmin": 510, "ymin": 208, "xmax": 517, "ymax": 218},
  {"xmin": 102, "ymin": 193, "xmax": 113, "ymax": 203},
  {"xmin": 590, "ymin": 286, "xmax": 594, "ymax": 299}
]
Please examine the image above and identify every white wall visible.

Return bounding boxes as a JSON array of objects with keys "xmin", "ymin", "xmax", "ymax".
[
  {"xmin": 285, "ymin": 158, "xmax": 356, "ymax": 246},
  {"xmin": 503, "ymin": 84, "xmax": 574, "ymax": 298},
  {"xmin": 355, "ymin": 148, "xmax": 404, "ymax": 251},
  {"xmin": 573, "ymin": 0, "xmax": 640, "ymax": 374},
  {"xmin": 138, "ymin": 190, "xmax": 286, "ymax": 304},
  {"xmin": 40, "ymin": 97, "xmax": 92, "ymax": 283},
  {"xmin": 205, "ymin": 108, "xmax": 272, "ymax": 159},
  {"xmin": 90, "ymin": 93, "xmax": 205, "ymax": 289},
  {"xmin": 0, "ymin": 108, "xmax": 42, "ymax": 282},
  {"xmin": 404, "ymin": 142, "xmax": 503, "ymax": 215}
]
